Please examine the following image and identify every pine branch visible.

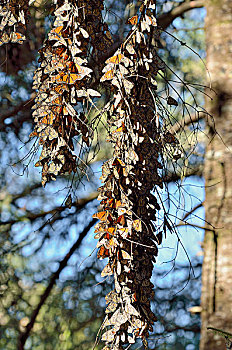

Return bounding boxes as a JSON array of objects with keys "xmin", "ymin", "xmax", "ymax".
[
  {"xmin": 18, "ymin": 218, "xmax": 97, "ymax": 350},
  {"xmin": 207, "ymin": 327, "xmax": 232, "ymax": 339},
  {"xmin": 207, "ymin": 327, "xmax": 232, "ymax": 350}
]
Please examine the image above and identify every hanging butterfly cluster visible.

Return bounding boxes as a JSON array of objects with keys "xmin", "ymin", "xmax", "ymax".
[
  {"xmin": 0, "ymin": 0, "xmax": 28, "ymax": 46},
  {"xmin": 92, "ymin": 1, "xmax": 179, "ymax": 348},
  {"xmin": 25, "ymin": 0, "xmax": 181, "ymax": 346},
  {"xmin": 30, "ymin": 0, "xmax": 112, "ymax": 186}
]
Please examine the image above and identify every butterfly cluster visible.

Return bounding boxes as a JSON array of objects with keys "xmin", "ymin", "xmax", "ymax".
[
  {"xmin": 30, "ymin": 0, "xmax": 111, "ymax": 186},
  {"xmin": 20, "ymin": 0, "xmax": 182, "ymax": 347},
  {"xmin": 0, "ymin": 0, "xmax": 28, "ymax": 46},
  {"xmin": 93, "ymin": 1, "xmax": 168, "ymax": 348}
]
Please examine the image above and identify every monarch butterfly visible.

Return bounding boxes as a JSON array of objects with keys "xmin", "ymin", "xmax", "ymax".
[
  {"xmin": 162, "ymin": 131, "xmax": 178, "ymax": 145},
  {"xmin": 53, "ymin": 85, "xmax": 64, "ymax": 94},
  {"xmin": 56, "ymin": 73, "xmax": 82, "ymax": 84},
  {"xmin": 40, "ymin": 126, "xmax": 58, "ymax": 141},
  {"xmin": 117, "ymin": 227, "xmax": 129, "ymax": 238},
  {"xmin": 125, "ymin": 42, "xmax": 136, "ymax": 55},
  {"xmin": 104, "ymin": 30, "xmax": 113, "ymax": 42},
  {"xmin": 105, "ymin": 301, "xmax": 117, "ymax": 313},
  {"xmin": 133, "ymin": 219, "xmax": 142, "ymax": 232},
  {"xmin": 120, "ymin": 249, "xmax": 131, "ymax": 260},
  {"xmin": 0, "ymin": 32, "xmax": 9, "ymax": 46},
  {"xmin": 107, "ymin": 237, "xmax": 118, "ymax": 248},
  {"xmin": 145, "ymin": 14, "xmax": 157, "ymax": 26},
  {"xmin": 105, "ymin": 290, "xmax": 119, "ymax": 304},
  {"xmin": 100, "ymin": 69, "xmax": 115, "ymax": 82},
  {"xmin": 50, "ymin": 25, "xmax": 63, "ymax": 35},
  {"xmin": 101, "ymin": 328, "xmax": 117, "ymax": 342},
  {"xmin": 80, "ymin": 27, "xmax": 89, "ymax": 38},
  {"xmin": 93, "ymin": 210, "xmax": 108, "ymax": 221},
  {"xmin": 97, "ymin": 246, "xmax": 110, "ymax": 259},
  {"xmin": 18, "ymin": 10, "xmax": 26, "ymax": 25},
  {"xmin": 41, "ymin": 112, "xmax": 56, "ymax": 125},
  {"xmin": 48, "ymin": 161, "xmax": 63, "ymax": 175},
  {"xmin": 115, "ymin": 200, "xmax": 122, "ymax": 209},
  {"xmin": 29, "ymin": 130, "xmax": 38, "ymax": 138},
  {"xmin": 127, "ymin": 15, "xmax": 138, "ymax": 26},
  {"xmin": 101, "ymin": 263, "xmax": 113, "ymax": 277},
  {"xmin": 65, "ymin": 194, "xmax": 72, "ymax": 208},
  {"xmin": 6, "ymin": 14, "xmax": 17, "ymax": 26},
  {"xmin": 117, "ymin": 214, "xmax": 126, "ymax": 226},
  {"xmin": 53, "ymin": 47, "xmax": 68, "ymax": 59},
  {"xmin": 106, "ymin": 53, "xmax": 123, "ymax": 65},
  {"xmin": 104, "ymin": 198, "xmax": 115, "ymax": 209},
  {"xmin": 76, "ymin": 88, "xmax": 101, "ymax": 98},
  {"xmin": 125, "ymin": 303, "xmax": 140, "ymax": 316},
  {"xmin": 94, "ymin": 231, "xmax": 105, "ymax": 240},
  {"xmin": 112, "ymin": 124, "xmax": 126, "ymax": 134},
  {"xmin": 54, "ymin": 2, "xmax": 71, "ymax": 14},
  {"xmin": 167, "ymin": 96, "xmax": 178, "ymax": 106},
  {"xmin": 107, "ymin": 227, "xmax": 115, "ymax": 235}
]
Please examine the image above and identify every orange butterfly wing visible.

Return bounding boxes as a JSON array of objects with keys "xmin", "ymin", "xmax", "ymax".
[
  {"xmin": 93, "ymin": 211, "xmax": 108, "ymax": 221},
  {"xmin": 106, "ymin": 54, "xmax": 123, "ymax": 65},
  {"xmin": 97, "ymin": 246, "xmax": 110, "ymax": 259},
  {"xmin": 127, "ymin": 15, "xmax": 138, "ymax": 25},
  {"xmin": 100, "ymin": 69, "xmax": 114, "ymax": 82}
]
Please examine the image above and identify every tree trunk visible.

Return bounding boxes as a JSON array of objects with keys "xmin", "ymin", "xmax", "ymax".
[{"xmin": 200, "ymin": 0, "xmax": 232, "ymax": 349}]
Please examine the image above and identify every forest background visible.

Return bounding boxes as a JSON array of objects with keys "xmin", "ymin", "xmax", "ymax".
[{"xmin": 0, "ymin": 0, "xmax": 232, "ymax": 349}]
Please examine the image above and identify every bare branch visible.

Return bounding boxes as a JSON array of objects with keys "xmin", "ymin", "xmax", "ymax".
[
  {"xmin": 181, "ymin": 201, "xmax": 204, "ymax": 222},
  {"xmin": 158, "ymin": 0, "xmax": 204, "ymax": 30},
  {"xmin": 169, "ymin": 112, "xmax": 206, "ymax": 134},
  {"xmin": 164, "ymin": 164, "xmax": 203, "ymax": 183},
  {"xmin": 165, "ymin": 325, "xmax": 201, "ymax": 333},
  {"xmin": 11, "ymin": 183, "xmax": 42, "ymax": 202},
  {"xmin": 0, "ymin": 94, "xmax": 35, "ymax": 124},
  {"xmin": 176, "ymin": 222, "xmax": 213, "ymax": 231},
  {"xmin": 18, "ymin": 218, "xmax": 97, "ymax": 350},
  {"xmin": 2, "ymin": 192, "xmax": 98, "ymax": 227}
]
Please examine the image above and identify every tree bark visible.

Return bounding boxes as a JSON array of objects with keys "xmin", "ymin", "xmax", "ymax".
[{"xmin": 200, "ymin": 0, "xmax": 232, "ymax": 349}]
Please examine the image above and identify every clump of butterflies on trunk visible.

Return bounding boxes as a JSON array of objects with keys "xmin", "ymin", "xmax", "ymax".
[{"xmin": 0, "ymin": 0, "xmax": 181, "ymax": 348}]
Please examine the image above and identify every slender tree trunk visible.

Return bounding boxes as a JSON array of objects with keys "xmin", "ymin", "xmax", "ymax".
[{"xmin": 200, "ymin": 0, "xmax": 232, "ymax": 349}]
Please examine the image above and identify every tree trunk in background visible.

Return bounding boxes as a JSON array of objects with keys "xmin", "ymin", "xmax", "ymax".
[{"xmin": 200, "ymin": 0, "xmax": 232, "ymax": 349}]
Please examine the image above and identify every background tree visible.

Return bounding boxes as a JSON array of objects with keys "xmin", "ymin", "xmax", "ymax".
[{"xmin": 200, "ymin": 0, "xmax": 232, "ymax": 349}]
